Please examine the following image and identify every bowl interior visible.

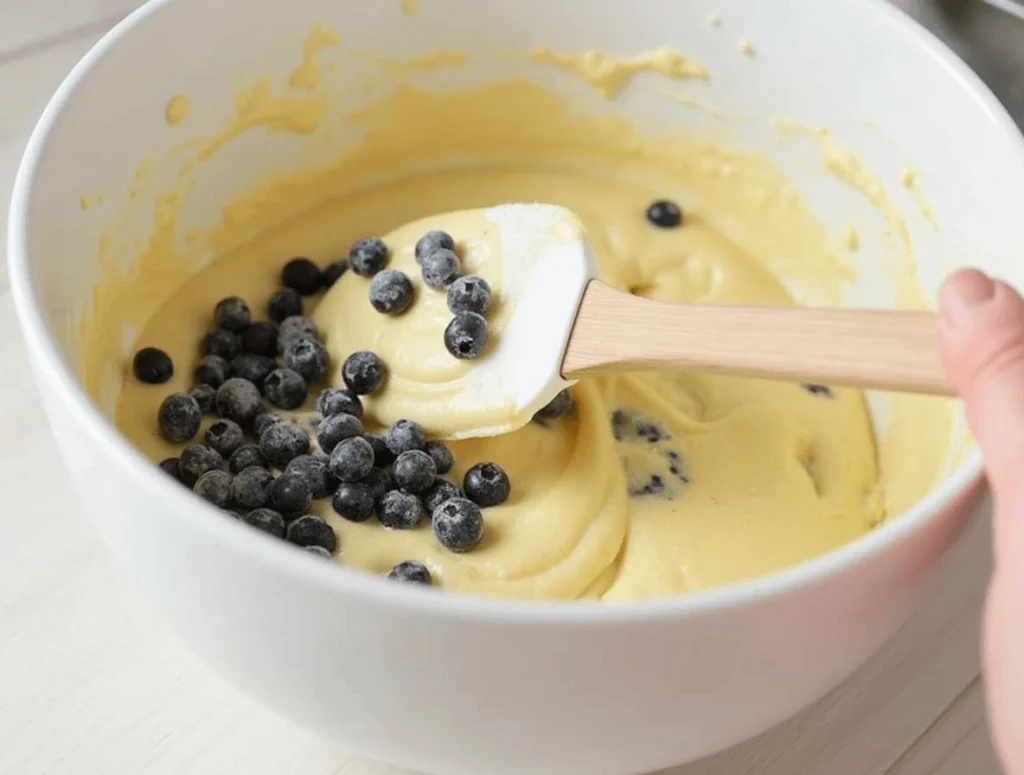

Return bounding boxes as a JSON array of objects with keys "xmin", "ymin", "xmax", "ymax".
[{"xmin": 18, "ymin": 0, "xmax": 1024, "ymax": 525}]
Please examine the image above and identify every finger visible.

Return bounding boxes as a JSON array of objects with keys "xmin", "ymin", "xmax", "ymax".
[{"xmin": 937, "ymin": 269, "xmax": 1024, "ymax": 553}]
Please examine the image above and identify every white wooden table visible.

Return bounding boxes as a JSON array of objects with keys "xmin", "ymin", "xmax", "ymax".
[{"xmin": 0, "ymin": 2, "xmax": 1006, "ymax": 773}]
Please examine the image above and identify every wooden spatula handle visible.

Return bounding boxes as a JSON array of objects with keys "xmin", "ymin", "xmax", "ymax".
[{"xmin": 561, "ymin": 281, "xmax": 953, "ymax": 396}]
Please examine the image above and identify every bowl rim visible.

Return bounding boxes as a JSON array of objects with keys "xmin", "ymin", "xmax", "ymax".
[{"xmin": 7, "ymin": 0, "xmax": 1006, "ymax": 624}]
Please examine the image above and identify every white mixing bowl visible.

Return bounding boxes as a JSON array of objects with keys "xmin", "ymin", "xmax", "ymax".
[{"xmin": 8, "ymin": 0, "xmax": 1024, "ymax": 773}]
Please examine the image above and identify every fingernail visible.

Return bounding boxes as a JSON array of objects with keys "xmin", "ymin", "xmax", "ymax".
[{"xmin": 940, "ymin": 270, "xmax": 996, "ymax": 327}]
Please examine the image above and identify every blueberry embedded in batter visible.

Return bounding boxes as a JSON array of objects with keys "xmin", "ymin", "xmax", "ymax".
[
  {"xmin": 321, "ymin": 259, "xmax": 348, "ymax": 289},
  {"xmin": 201, "ymin": 328, "xmax": 241, "ymax": 360},
  {"xmin": 415, "ymin": 229, "xmax": 455, "ymax": 265},
  {"xmin": 281, "ymin": 257, "xmax": 324, "ymax": 296},
  {"xmin": 194, "ymin": 354, "xmax": 229, "ymax": 389},
  {"xmin": 132, "ymin": 346, "xmax": 174, "ymax": 384},
  {"xmin": 447, "ymin": 275, "xmax": 492, "ymax": 315},
  {"xmin": 801, "ymin": 383, "xmax": 834, "ymax": 398},
  {"xmin": 444, "ymin": 311, "xmax": 488, "ymax": 359},
  {"xmin": 213, "ymin": 296, "xmax": 252, "ymax": 332},
  {"xmin": 645, "ymin": 198, "xmax": 683, "ymax": 228},
  {"xmin": 189, "ymin": 383, "xmax": 216, "ymax": 415},
  {"xmin": 629, "ymin": 474, "xmax": 666, "ymax": 498},
  {"xmin": 612, "ymin": 409, "xmax": 690, "ymax": 500},
  {"xmin": 267, "ymin": 287, "xmax": 303, "ymax": 323},
  {"xmin": 421, "ymin": 247, "xmax": 461, "ymax": 290},
  {"xmin": 158, "ymin": 392, "xmax": 202, "ymax": 443},
  {"xmin": 230, "ymin": 353, "xmax": 276, "ymax": 385},
  {"xmin": 287, "ymin": 514, "xmax": 337, "ymax": 551},
  {"xmin": 348, "ymin": 236, "xmax": 390, "ymax": 277},
  {"xmin": 368, "ymin": 269, "xmax": 414, "ymax": 315},
  {"xmin": 388, "ymin": 560, "xmax": 433, "ymax": 585},
  {"xmin": 264, "ymin": 368, "xmax": 307, "ymax": 409}
]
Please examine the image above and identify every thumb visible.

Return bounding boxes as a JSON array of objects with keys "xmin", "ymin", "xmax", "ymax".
[
  {"xmin": 937, "ymin": 268, "xmax": 1024, "ymax": 552},
  {"xmin": 941, "ymin": 270, "xmax": 1024, "ymax": 775}
]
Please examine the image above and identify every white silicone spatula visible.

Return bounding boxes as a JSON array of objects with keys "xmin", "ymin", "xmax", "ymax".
[{"xmin": 486, "ymin": 204, "xmax": 953, "ymax": 425}]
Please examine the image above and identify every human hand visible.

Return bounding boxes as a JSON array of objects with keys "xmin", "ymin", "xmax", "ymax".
[{"xmin": 937, "ymin": 268, "xmax": 1024, "ymax": 775}]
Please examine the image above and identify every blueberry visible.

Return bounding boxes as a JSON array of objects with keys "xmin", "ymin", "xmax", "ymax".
[
  {"xmin": 305, "ymin": 545, "xmax": 333, "ymax": 559},
  {"xmin": 423, "ymin": 478, "xmax": 462, "ymax": 514},
  {"xmin": 611, "ymin": 409, "xmax": 631, "ymax": 441},
  {"xmin": 423, "ymin": 440, "xmax": 453, "ymax": 475},
  {"xmin": 349, "ymin": 236, "xmax": 389, "ymax": 276},
  {"xmin": 263, "ymin": 368, "xmax": 308, "ymax": 410},
  {"xmin": 159, "ymin": 457, "xmax": 183, "ymax": 483},
  {"xmin": 646, "ymin": 199, "xmax": 683, "ymax": 228},
  {"xmin": 388, "ymin": 561, "xmax": 432, "ymax": 584},
  {"xmin": 194, "ymin": 354, "xmax": 230, "ymax": 388},
  {"xmin": 230, "ymin": 465, "xmax": 274, "ymax": 509},
  {"xmin": 231, "ymin": 354, "xmax": 276, "ymax": 387},
  {"xmin": 194, "ymin": 469, "xmax": 232, "ymax": 507},
  {"xmin": 241, "ymin": 321, "xmax": 278, "ymax": 357},
  {"xmin": 536, "ymin": 389, "xmax": 573, "ymax": 420},
  {"xmin": 277, "ymin": 315, "xmax": 319, "ymax": 353},
  {"xmin": 158, "ymin": 393, "xmax": 201, "ymax": 443},
  {"xmin": 253, "ymin": 412, "xmax": 284, "ymax": 439},
  {"xmin": 331, "ymin": 481, "xmax": 375, "ymax": 522},
  {"xmin": 190, "ymin": 383, "xmax": 217, "ymax": 415},
  {"xmin": 446, "ymin": 275, "xmax": 491, "ymax": 315},
  {"xmin": 342, "ymin": 351, "xmax": 385, "ymax": 395},
  {"xmin": 243, "ymin": 507, "xmax": 286, "ymax": 538},
  {"xmin": 179, "ymin": 444, "xmax": 224, "ymax": 486},
  {"xmin": 284, "ymin": 338, "xmax": 328, "ymax": 382},
  {"xmin": 635, "ymin": 421, "xmax": 665, "ymax": 442},
  {"xmin": 259, "ymin": 421, "xmax": 310, "ymax": 468},
  {"xmin": 315, "ymin": 412, "xmax": 363, "ymax": 454},
  {"xmin": 205, "ymin": 418, "xmax": 244, "ymax": 457},
  {"xmin": 201, "ymin": 328, "xmax": 241, "ymax": 360},
  {"xmin": 666, "ymin": 449, "xmax": 689, "ymax": 482},
  {"xmin": 329, "ymin": 436, "xmax": 374, "ymax": 482},
  {"xmin": 361, "ymin": 466, "xmax": 393, "ymax": 502},
  {"xmin": 287, "ymin": 515, "xmax": 337, "ymax": 551},
  {"xmin": 463, "ymin": 462, "xmax": 510, "ymax": 507},
  {"xmin": 271, "ymin": 471, "xmax": 314, "ymax": 517},
  {"xmin": 385, "ymin": 419, "xmax": 425, "ymax": 456},
  {"xmin": 421, "ymin": 248, "xmax": 461, "ymax": 290},
  {"xmin": 132, "ymin": 346, "xmax": 173, "ymax": 384},
  {"xmin": 316, "ymin": 387, "xmax": 363, "ymax": 419},
  {"xmin": 432, "ymin": 497, "xmax": 484, "ymax": 552},
  {"xmin": 365, "ymin": 434, "xmax": 395, "ymax": 467},
  {"xmin": 629, "ymin": 474, "xmax": 666, "ymax": 497},
  {"xmin": 281, "ymin": 257, "xmax": 323, "ymax": 295},
  {"xmin": 214, "ymin": 296, "xmax": 251, "ymax": 333},
  {"xmin": 267, "ymin": 287, "xmax": 303, "ymax": 323},
  {"xmin": 322, "ymin": 260, "xmax": 348, "ymax": 288},
  {"xmin": 229, "ymin": 444, "xmax": 265, "ymax": 474},
  {"xmin": 415, "ymin": 230, "xmax": 455, "ymax": 265},
  {"xmin": 377, "ymin": 490, "xmax": 424, "ymax": 529},
  {"xmin": 393, "ymin": 450, "xmax": 436, "ymax": 494},
  {"xmin": 368, "ymin": 269, "xmax": 414, "ymax": 315},
  {"xmin": 802, "ymin": 383, "xmax": 834, "ymax": 398},
  {"xmin": 444, "ymin": 312, "xmax": 488, "ymax": 359},
  {"xmin": 285, "ymin": 454, "xmax": 334, "ymax": 499},
  {"xmin": 215, "ymin": 378, "xmax": 262, "ymax": 428}
]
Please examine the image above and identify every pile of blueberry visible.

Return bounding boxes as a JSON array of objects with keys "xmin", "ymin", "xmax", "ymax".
[
  {"xmin": 358, "ymin": 229, "xmax": 495, "ymax": 361},
  {"xmin": 134, "ymin": 251, "xmax": 521, "ymax": 588}
]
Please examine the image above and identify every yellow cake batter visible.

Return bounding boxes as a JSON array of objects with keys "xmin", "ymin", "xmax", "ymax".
[{"xmin": 87, "ymin": 31, "xmax": 952, "ymax": 602}]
